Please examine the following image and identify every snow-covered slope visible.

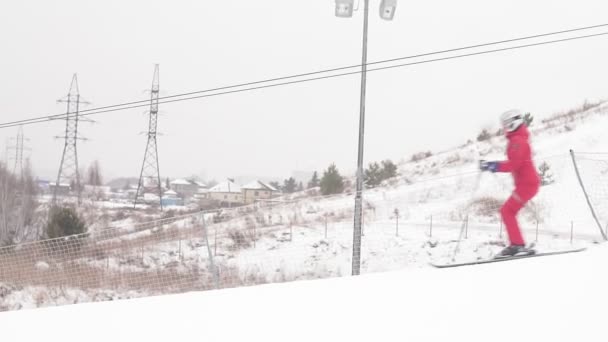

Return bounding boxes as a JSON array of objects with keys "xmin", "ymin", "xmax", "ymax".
[
  {"xmin": 1, "ymin": 101, "xmax": 607, "ymax": 311},
  {"xmin": 2, "ymin": 243, "xmax": 607, "ymax": 342}
]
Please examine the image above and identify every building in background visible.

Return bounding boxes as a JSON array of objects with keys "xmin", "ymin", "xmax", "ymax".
[
  {"xmin": 242, "ymin": 180, "xmax": 279, "ymax": 204},
  {"xmin": 208, "ymin": 180, "xmax": 243, "ymax": 206}
]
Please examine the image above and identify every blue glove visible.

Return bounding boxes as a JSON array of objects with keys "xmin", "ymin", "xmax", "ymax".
[{"xmin": 479, "ymin": 160, "xmax": 499, "ymax": 172}]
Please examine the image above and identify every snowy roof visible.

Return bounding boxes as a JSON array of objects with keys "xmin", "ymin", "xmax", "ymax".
[
  {"xmin": 170, "ymin": 179, "xmax": 207, "ymax": 187},
  {"xmin": 259, "ymin": 181, "xmax": 278, "ymax": 192},
  {"xmin": 164, "ymin": 190, "xmax": 178, "ymax": 195},
  {"xmin": 49, "ymin": 182, "xmax": 71, "ymax": 187},
  {"xmin": 242, "ymin": 180, "xmax": 278, "ymax": 191},
  {"xmin": 170, "ymin": 179, "xmax": 192, "ymax": 185},
  {"xmin": 209, "ymin": 181, "xmax": 241, "ymax": 193}
]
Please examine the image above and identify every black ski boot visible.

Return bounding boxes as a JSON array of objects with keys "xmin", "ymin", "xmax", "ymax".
[{"xmin": 494, "ymin": 244, "xmax": 536, "ymax": 259}]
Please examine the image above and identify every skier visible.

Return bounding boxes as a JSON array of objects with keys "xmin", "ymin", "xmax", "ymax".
[{"xmin": 479, "ymin": 109, "xmax": 540, "ymax": 258}]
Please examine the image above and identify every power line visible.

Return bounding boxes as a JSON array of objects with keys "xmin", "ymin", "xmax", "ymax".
[{"xmin": 1, "ymin": 26, "xmax": 608, "ymax": 130}]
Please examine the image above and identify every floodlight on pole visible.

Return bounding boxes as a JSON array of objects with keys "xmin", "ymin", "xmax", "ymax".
[
  {"xmin": 379, "ymin": 0, "xmax": 397, "ymax": 20},
  {"xmin": 335, "ymin": 0, "xmax": 355, "ymax": 18},
  {"xmin": 333, "ymin": 0, "xmax": 397, "ymax": 276}
]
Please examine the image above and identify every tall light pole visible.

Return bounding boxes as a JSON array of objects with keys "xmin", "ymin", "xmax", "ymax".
[{"xmin": 334, "ymin": 0, "xmax": 397, "ymax": 275}]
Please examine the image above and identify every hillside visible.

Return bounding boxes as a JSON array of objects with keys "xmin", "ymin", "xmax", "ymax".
[
  {"xmin": 2, "ymin": 242, "xmax": 608, "ymax": 341},
  {"xmin": 1, "ymin": 101, "xmax": 607, "ymax": 311}
]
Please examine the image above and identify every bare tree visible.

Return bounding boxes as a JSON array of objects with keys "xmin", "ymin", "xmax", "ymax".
[
  {"xmin": 87, "ymin": 160, "xmax": 103, "ymax": 186},
  {"xmin": 0, "ymin": 160, "xmax": 40, "ymax": 246}
]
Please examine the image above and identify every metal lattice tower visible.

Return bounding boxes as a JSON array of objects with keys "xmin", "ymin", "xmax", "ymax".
[
  {"xmin": 53, "ymin": 74, "xmax": 89, "ymax": 204},
  {"xmin": 7, "ymin": 126, "xmax": 29, "ymax": 178},
  {"xmin": 134, "ymin": 64, "xmax": 163, "ymax": 209}
]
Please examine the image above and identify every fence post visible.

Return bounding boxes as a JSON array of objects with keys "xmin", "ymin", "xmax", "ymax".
[
  {"xmin": 393, "ymin": 208, "xmax": 400, "ymax": 237},
  {"xmin": 570, "ymin": 221, "xmax": 574, "ymax": 244},
  {"xmin": 465, "ymin": 215, "xmax": 469, "ymax": 239},
  {"xmin": 178, "ymin": 239, "xmax": 182, "ymax": 261},
  {"xmin": 569, "ymin": 149, "xmax": 607, "ymax": 240},
  {"xmin": 214, "ymin": 227, "xmax": 217, "ymax": 256},
  {"xmin": 324, "ymin": 214, "xmax": 328, "ymax": 239},
  {"xmin": 253, "ymin": 225, "xmax": 256, "ymax": 248},
  {"xmin": 535, "ymin": 221, "xmax": 539, "ymax": 242},
  {"xmin": 429, "ymin": 215, "xmax": 433, "ymax": 237},
  {"xmin": 202, "ymin": 213, "xmax": 220, "ymax": 289},
  {"xmin": 499, "ymin": 220, "xmax": 503, "ymax": 238},
  {"xmin": 396, "ymin": 215, "xmax": 399, "ymax": 237}
]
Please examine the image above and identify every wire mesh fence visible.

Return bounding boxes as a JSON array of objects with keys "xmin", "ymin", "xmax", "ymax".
[{"xmin": 0, "ymin": 152, "xmax": 605, "ymax": 311}]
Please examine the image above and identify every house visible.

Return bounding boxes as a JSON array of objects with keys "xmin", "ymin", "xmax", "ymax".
[
  {"xmin": 48, "ymin": 182, "xmax": 71, "ymax": 196},
  {"xmin": 83, "ymin": 185, "xmax": 111, "ymax": 200},
  {"xmin": 161, "ymin": 190, "xmax": 184, "ymax": 207},
  {"xmin": 193, "ymin": 181, "xmax": 207, "ymax": 188},
  {"xmin": 36, "ymin": 180, "xmax": 51, "ymax": 194},
  {"xmin": 241, "ymin": 180, "xmax": 279, "ymax": 204},
  {"xmin": 170, "ymin": 179, "xmax": 208, "ymax": 198},
  {"xmin": 125, "ymin": 184, "xmax": 139, "ymax": 199},
  {"xmin": 208, "ymin": 180, "xmax": 243, "ymax": 206},
  {"xmin": 193, "ymin": 187, "xmax": 210, "ymax": 200},
  {"xmin": 170, "ymin": 179, "xmax": 198, "ymax": 197},
  {"xmin": 143, "ymin": 192, "xmax": 160, "ymax": 204}
]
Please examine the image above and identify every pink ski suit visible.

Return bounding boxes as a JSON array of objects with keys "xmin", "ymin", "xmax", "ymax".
[{"xmin": 496, "ymin": 124, "xmax": 540, "ymax": 245}]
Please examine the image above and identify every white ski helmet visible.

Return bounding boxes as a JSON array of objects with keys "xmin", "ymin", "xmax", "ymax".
[{"xmin": 500, "ymin": 109, "xmax": 525, "ymax": 132}]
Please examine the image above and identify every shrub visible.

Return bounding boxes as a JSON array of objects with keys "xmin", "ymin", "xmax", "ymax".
[
  {"xmin": 227, "ymin": 229, "xmax": 251, "ymax": 250},
  {"xmin": 476, "ymin": 129, "xmax": 492, "ymax": 142},
  {"xmin": 45, "ymin": 206, "xmax": 87, "ymax": 239},
  {"xmin": 469, "ymin": 197, "xmax": 503, "ymax": 217},
  {"xmin": 410, "ymin": 151, "xmax": 432, "ymax": 162},
  {"xmin": 523, "ymin": 112, "xmax": 533, "ymax": 127},
  {"xmin": 538, "ymin": 161, "xmax": 555, "ymax": 186}
]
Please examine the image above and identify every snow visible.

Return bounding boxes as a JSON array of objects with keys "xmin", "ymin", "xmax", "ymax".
[
  {"xmin": 1, "ymin": 244, "xmax": 607, "ymax": 341},
  {"xmin": 2, "ymin": 102, "xmax": 608, "ymax": 339}
]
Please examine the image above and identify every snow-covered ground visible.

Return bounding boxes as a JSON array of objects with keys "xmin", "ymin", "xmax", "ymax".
[
  {"xmin": 1, "ymin": 242, "xmax": 607, "ymax": 342},
  {"xmin": 1, "ymin": 101, "xmax": 607, "ymax": 311}
]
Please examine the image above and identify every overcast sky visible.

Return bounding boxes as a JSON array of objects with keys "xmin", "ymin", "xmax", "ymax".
[{"xmin": 1, "ymin": 0, "xmax": 607, "ymax": 183}]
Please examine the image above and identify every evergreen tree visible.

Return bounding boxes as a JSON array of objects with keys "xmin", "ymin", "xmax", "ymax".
[
  {"xmin": 297, "ymin": 182, "xmax": 304, "ymax": 192},
  {"xmin": 307, "ymin": 171, "xmax": 320, "ymax": 189},
  {"xmin": 364, "ymin": 162, "xmax": 382, "ymax": 188},
  {"xmin": 380, "ymin": 159, "xmax": 398, "ymax": 180},
  {"xmin": 283, "ymin": 177, "xmax": 297, "ymax": 193},
  {"xmin": 269, "ymin": 181, "xmax": 282, "ymax": 191},
  {"xmin": 320, "ymin": 164, "xmax": 344, "ymax": 195},
  {"xmin": 364, "ymin": 159, "xmax": 397, "ymax": 188}
]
